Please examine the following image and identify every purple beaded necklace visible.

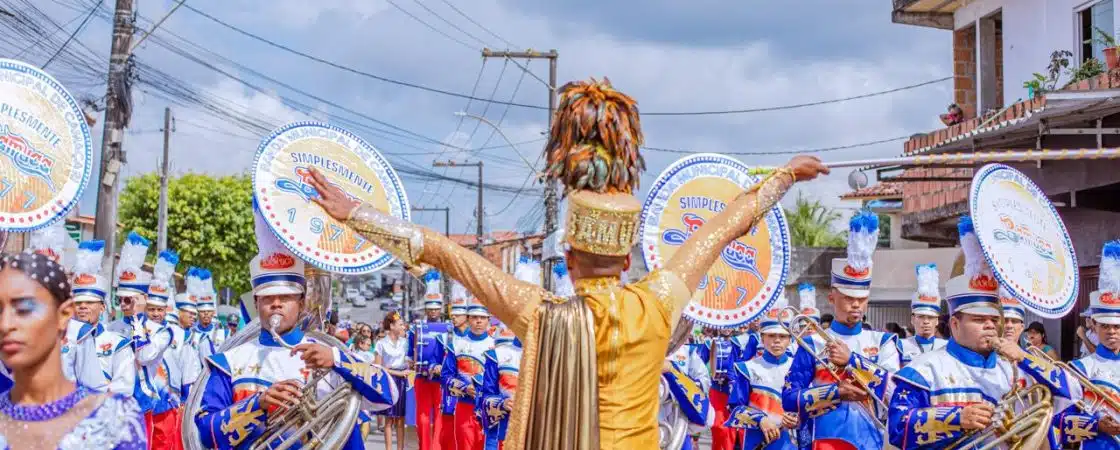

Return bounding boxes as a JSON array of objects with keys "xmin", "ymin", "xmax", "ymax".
[{"xmin": 0, "ymin": 386, "xmax": 90, "ymax": 421}]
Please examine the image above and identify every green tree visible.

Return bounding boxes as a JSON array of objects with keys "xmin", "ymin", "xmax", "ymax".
[
  {"xmin": 783, "ymin": 192, "xmax": 847, "ymax": 247},
  {"xmin": 118, "ymin": 173, "xmax": 256, "ymax": 295}
]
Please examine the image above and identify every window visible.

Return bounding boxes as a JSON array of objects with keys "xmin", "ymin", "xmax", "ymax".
[{"xmin": 1080, "ymin": 0, "xmax": 1115, "ymax": 64}]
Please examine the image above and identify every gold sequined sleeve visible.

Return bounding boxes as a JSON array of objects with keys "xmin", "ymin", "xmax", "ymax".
[
  {"xmin": 662, "ymin": 168, "xmax": 797, "ymax": 318},
  {"xmin": 346, "ymin": 205, "xmax": 544, "ymax": 337}
]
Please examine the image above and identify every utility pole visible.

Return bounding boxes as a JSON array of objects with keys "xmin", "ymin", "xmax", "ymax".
[
  {"xmin": 481, "ymin": 49, "xmax": 558, "ymax": 288},
  {"xmin": 432, "ymin": 161, "xmax": 483, "ymax": 254},
  {"xmin": 157, "ymin": 107, "xmax": 173, "ymax": 252},
  {"xmin": 93, "ymin": 0, "xmax": 134, "ymax": 268}
]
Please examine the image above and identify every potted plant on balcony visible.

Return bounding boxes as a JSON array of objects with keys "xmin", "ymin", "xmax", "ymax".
[
  {"xmin": 1096, "ymin": 27, "xmax": 1120, "ymax": 69},
  {"xmin": 1024, "ymin": 73, "xmax": 1046, "ymax": 99}
]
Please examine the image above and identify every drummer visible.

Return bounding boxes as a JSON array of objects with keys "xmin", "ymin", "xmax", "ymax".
[{"xmin": 887, "ymin": 216, "xmax": 1083, "ymax": 449}]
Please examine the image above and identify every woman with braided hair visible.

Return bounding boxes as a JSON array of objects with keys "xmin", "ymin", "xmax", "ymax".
[
  {"xmin": 306, "ymin": 77, "xmax": 828, "ymax": 450},
  {"xmin": 0, "ymin": 252, "xmax": 146, "ymax": 449}
]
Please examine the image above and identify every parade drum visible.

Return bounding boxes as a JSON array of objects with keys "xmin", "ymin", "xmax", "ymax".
[
  {"xmin": 252, "ymin": 122, "xmax": 410, "ymax": 274},
  {"xmin": 969, "ymin": 163, "xmax": 1078, "ymax": 318},
  {"xmin": 640, "ymin": 153, "xmax": 791, "ymax": 329},
  {"xmin": 0, "ymin": 59, "xmax": 92, "ymax": 231}
]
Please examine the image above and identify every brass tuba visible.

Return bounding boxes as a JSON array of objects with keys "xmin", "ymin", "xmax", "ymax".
[
  {"xmin": 181, "ymin": 269, "xmax": 363, "ymax": 450},
  {"xmin": 658, "ymin": 317, "xmax": 695, "ymax": 450}
]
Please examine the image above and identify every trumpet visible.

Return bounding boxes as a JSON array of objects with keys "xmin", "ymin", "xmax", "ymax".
[
  {"xmin": 780, "ymin": 309, "xmax": 889, "ymax": 432},
  {"xmin": 1026, "ymin": 346, "xmax": 1120, "ymax": 445}
]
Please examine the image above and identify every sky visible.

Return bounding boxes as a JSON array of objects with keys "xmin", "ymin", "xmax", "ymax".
[{"xmin": 19, "ymin": 0, "xmax": 952, "ymax": 236}]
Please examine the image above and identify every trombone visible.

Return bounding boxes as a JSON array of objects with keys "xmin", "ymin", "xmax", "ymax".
[
  {"xmin": 1026, "ymin": 346, "xmax": 1120, "ymax": 445},
  {"xmin": 778, "ymin": 307, "xmax": 890, "ymax": 432}
]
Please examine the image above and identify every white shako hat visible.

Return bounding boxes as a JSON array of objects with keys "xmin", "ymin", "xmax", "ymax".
[
  {"xmin": 146, "ymin": 250, "xmax": 180, "ymax": 308},
  {"xmin": 759, "ymin": 291, "xmax": 792, "ymax": 335},
  {"xmin": 27, "ymin": 221, "xmax": 69, "ymax": 264},
  {"xmin": 422, "ymin": 270, "xmax": 444, "ymax": 309},
  {"xmin": 797, "ymin": 282, "xmax": 820, "ymax": 320},
  {"xmin": 911, "ymin": 264, "xmax": 942, "ymax": 317},
  {"xmin": 71, "ymin": 240, "xmax": 109, "ymax": 303},
  {"xmin": 945, "ymin": 216, "xmax": 1000, "ymax": 316},
  {"xmin": 450, "ymin": 280, "xmax": 470, "ymax": 315},
  {"xmin": 1089, "ymin": 240, "xmax": 1120, "ymax": 325},
  {"xmin": 176, "ymin": 267, "xmax": 204, "ymax": 314},
  {"xmin": 999, "ymin": 285, "xmax": 1026, "ymax": 321},
  {"xmin": 115, "ymin": 231, "xmax": 153, "ymax": 298},
  {"xmin": 249, "ymin": 198, "xmax": 305, "ymax": 296},
  {"xmin": 195, "ymin": 268, "xmax": 217, "ymax": 312},
  {"xmin": 830, "ymin": 210, "xmax": 879, "ymax": 298}
]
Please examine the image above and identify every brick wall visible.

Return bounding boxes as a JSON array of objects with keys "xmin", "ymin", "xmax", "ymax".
[
  {"xmin": 954, "ymin": 25, "xmax": 977, "ymax": 119},
  {"xmin": 901, "ymin": 167, "xmax": 972, "ymax": 214}
]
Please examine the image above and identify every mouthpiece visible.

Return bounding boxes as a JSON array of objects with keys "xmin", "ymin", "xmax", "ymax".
[{"xmin": 269, "ymin": 314, "xmax": 282, "ymax": 329}]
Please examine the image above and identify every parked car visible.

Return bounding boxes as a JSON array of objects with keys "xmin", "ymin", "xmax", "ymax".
[
  {"xmin": 352, "ymin": 296, "xmax": 368, "ymax": 308},
  {"xmin": 345, "ymin": 288, "xmax": 359, "ymax": 303}
]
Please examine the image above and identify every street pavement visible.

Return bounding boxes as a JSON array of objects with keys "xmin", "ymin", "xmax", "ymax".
[{"xmin": 362, "ymin": 425, "xmax": 714, "ymax": 449}]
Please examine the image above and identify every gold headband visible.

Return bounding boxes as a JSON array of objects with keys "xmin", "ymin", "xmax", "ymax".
[{"xmin": 564, "ymin": 191, "xmax": 641, "ymax": 257}]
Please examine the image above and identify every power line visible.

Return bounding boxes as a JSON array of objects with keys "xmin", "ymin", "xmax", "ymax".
[
  {"xmin": 41, "ymin": 2, "xmax": 97, "ymax": 68},
  {"xmin": 178, "ymin": 4, "xmax": 950, "ymax": 116},
  {"xmin": 437, "ymin": 0, "xmax": 515, "ymax": 48},
  {"xmin": 409, "ymin": 0, "xmax": 491, "ymax": 48},
  {"xmin": 384, "ymin": 0, "xmax": 477, "ymax": 50}
]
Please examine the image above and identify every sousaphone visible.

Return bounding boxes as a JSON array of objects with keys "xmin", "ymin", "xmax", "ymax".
[{"xmin": 182, "ymin": 122, "xmax": 411, "ymax": 450}]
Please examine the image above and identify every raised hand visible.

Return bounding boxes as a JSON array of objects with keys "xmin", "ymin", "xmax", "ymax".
[
  {"xmin": 306, "ymin": 168, "xmax": 359, "ymax": 221},
  {"xmin": 786, "ymin": 155, "xmax": 829, "ymax": 182}
]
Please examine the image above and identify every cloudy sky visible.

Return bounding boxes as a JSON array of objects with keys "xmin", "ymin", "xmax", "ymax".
[{"xmin": 23, "ymin": 0, "xmax": 952, "ymax": 235}]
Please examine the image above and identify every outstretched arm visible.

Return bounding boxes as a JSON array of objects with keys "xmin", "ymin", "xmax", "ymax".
[
  {"xmin": 662, "ymin": 157, "xmax": 827, "ymax": 322},
  {"xmin": 307, "ymin": 168, "xmax": 544, "ymax": 338}
]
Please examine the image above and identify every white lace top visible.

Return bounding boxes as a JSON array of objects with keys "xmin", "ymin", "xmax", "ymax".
[{"xmin": 0, "ymin": 393, "xmax": 147, "ymax": 450}]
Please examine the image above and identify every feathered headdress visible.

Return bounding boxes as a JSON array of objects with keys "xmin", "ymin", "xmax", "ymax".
[
  {"xmin": 958, "ymin": 216, "xmax": 995, "ymax": 288},
  {"xmin": 514, "ymin": 255, "xmax": 542, "ymax": 287},
  {"xmin": 116, "ymin": 231, "xmax": 151, "ymax": 281},
  {"xmin": 73, "ymin": 240, "xmax": 105, "ymax": 277},
  {"xmin": 797, "ymin": 282, "xmax": 819, "ymax": 318},
  {"xmin": 544, "ymin": 78, "xmax": 645, "ymax": 195},
  {"xmin": 915, "ymin": 264, "xmax": 940, "ymax": 299},
  {"xmin": 552, "ymin": 258, "xmax": 575, "ymax": 297},
  {"xmin": 27, "ymin": 221, "xmax": 68, "ymax": 263},
  {"xmin": 152, "ymin": 250, "xmax": 179, "ymax": 284},
  {"xmin": 423, "ymin": 270, "xmax": 443, "ymax": 308},
  {"xmin": 846, "ymin": 210, "xmax": 879, "ymax": 272},
  {"xmin": 1101, "ymin": 240, "xmax": 1120, "ymax": 295}
]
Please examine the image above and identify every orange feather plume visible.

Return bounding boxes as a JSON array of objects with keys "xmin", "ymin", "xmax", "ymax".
[{"xmin": 543, "ymin": 77, "xmax": 645, "ymax": 195}]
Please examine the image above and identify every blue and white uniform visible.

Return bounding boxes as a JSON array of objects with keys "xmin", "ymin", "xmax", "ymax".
[
  {"xmin": 901, "ymin": 264, "xmax": 948, "ymax": 366},
  {"xmin": 782, "ymin": 211, "xmax": 898, "ymax": 450},
  {"xmin": 478, "ymin": 325, "xmax": 521, "ymax": 450},
  {"xmin": 888, "ymin": 216, "xmax": 1083, "ymax": 449},
  {"xmin": 727, "ymin": 305, "xmax": 794, "ymax": 450}
]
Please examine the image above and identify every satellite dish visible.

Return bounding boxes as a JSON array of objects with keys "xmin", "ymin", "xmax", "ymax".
[{"xmin": 848, "ymin": 169, "xmax": 869, "ymax": 191}]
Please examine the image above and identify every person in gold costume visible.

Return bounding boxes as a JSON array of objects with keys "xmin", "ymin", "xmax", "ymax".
[{"xmin": 305, "ymin": 78, "xmax": 828, "ymax": 450}]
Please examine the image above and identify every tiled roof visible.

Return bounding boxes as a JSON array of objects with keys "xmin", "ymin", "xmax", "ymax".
[
  {"xmin": 839, "ymin": 183, "xmax": 902, "ymax": 200},
  {"xmin": 903, "ymin": 71, "xmax": 1120, "ymax": 155}
]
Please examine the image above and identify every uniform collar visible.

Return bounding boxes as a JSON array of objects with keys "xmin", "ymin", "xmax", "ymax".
[
  {"xmin": 260, "ymin": 327, "xmax": 304, "ymax": 347},
  {"xmin": 454, "ymin": 326, "xmax": 467, "ymax": 337},
  {"xmin": 1097, "ymin": 344, "xmax": 1120, "ymax": 361},
  {"xmin": 915, "ymin": 334, "xmax": 937, "ymax": 345},
  {"xmin": 123, "ymin": 313, "xmax": 145, "ymax": 325},
  {"xmin": 762, "ymin": 351, "xmax": 789, "ymax": 365},
  {"xmin": 830, "ymin": 321, "xmax": 863, "ymax": 336},
  {"xmin": 574, "ymin": 276, "xmax": 620, "ymax": 296},
  {"xmin": 93, "ymin": 322, "xmax": 105, "ymax": 337},
  {"xmin": 947, "ymin": 338, "xmax": 998, "ymax": 369},
  {"xmin": 196, "ymin": 323, "xmax": 214, "ymax": 332},
  {"xmin": 465, "ymin": 330, "xmax": 488, "ymax": 341}
]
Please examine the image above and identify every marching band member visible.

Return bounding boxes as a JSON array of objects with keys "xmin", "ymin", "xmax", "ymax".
[
  {"xmin": 887, "ymin": 216, "xmax": 1082, "ymax": 449},
  {"xmin": 0, "ymin": 251, "xmax": 147, "ymax": 449},
  {"xmin": 662, "ymin": 330, "xmax": 713, "ymax": 450},
  {"xmin": 171, "ymin": 271, "xmax": 203, "ymax": 400},
  {"xmin": 409, "ymin": 270, "xmax": 450, "ymax": 450},
  {"xmin": 900, "ymin": 264, "xmax": 947, "ymax": 365},
  {"xmin": 193, "ymin": 204, "xmax": 398, "ymax": 450},
  {"xmin": 1056, "ymin": 240, "xmax": 1120, "ymax": 448},
  {"xmin": 71, "ymin": 240, "xmax": 135, "ymax": 396},
  {"xmin": 193, "ymin": 269, "xmax": 227, "ymax": 355},
  {"xmin": 438, "ymin": 281, "xmax": 471, "ymax": 450},
  {"xmin": 727, "ymin": 304, "xmax": 797, "ymax": 450},
  {"xmin": 142, "ymin": 248, "xmax": 184, "ymax": 449},
  {"xmin": 782, "ymin": 211, "xmax": 900, "ymax": 450},
  {"xmin": 478, "ymin": 258, "xmax": 536, "ymax": 450},
  {"xmin": 106, "ymin": 234, "xmax": 152, "ymax": 341},
  {"xmin": 444, "ymin": 296, "xmax": 494, "ymax": 450},
  {"xmin": 710, "ymin": 326, "xmax": 743, "ymax": 450},
  {"xmin": 480, "ymin": 322, "xmax": 520, "ymax": 450},
  {"xmin": 20, "ymin": 224, "xmax": 106, "ymax": 393},
  {"xmin": 998, "ymin": 287, "xmax": 1027, "ymax": 346}
]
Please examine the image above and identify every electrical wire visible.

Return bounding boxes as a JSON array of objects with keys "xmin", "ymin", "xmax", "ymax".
[
  {"xmin": 384, "ymin": 0, "xmax": 478, "ymax": 50},
  {"xmin": 640, "ymin": 135, "xmax": 909, "ymax": 156},
  {"xmin": 437, "ymin": 0, "xmax": 515, "ymax": 48},
  {"xmin": 409, "ymin": 0, "xmax": 491, "ymax": 48},
  {"xmin": 41, "ymin": 0, "xmax": 97, "ymax": 68}
]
